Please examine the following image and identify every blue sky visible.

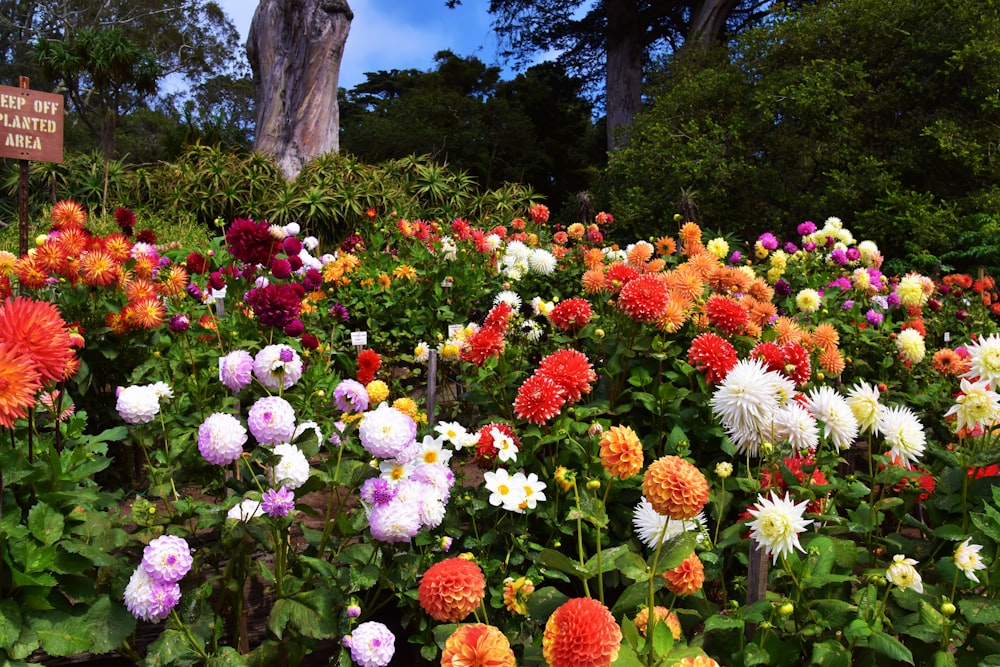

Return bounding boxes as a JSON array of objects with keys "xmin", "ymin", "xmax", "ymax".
[{"xmin": 217, "ymin": 0, "xmax": 509, "ymax": 90}]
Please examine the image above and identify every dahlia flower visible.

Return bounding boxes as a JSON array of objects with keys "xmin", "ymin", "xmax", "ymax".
[
  {"xmin": 141, "ymin": 535, "xmax": 192, "ymax": 584},
  {"xmin": 632, "ymin": 497, "xmax": 707, "ymax": 549},
  {"xmin": 247, "ymin": 395, "xmax": 296, "ymax": 445},
  {"xmin": 803, "ymin": 386, "xmax": 859, "ymax": 451},
  {"xmin": 642, "ymin": 456, "xmax": 709, "ymax": 520},
  {"xmin": 746, "ymin": 490, "xmax": 813, "ymax": 564},
  {"xmin": 219, "ymin": 350, "xmax": 254, "ymax": 392},
  {"xmin": 663, "ymin": 552, "xmax": 705, "ymax": 596},
  {"xmin": 116, "ymin": 384, "xmax": 162, "ymax": 425},
  {"xmin": 542, "ymin": 597, "xmax": 622, "ymax": 667},
  {"xmin": 710, "ymin": 358, "xmax": 793, "ymax": 456},
  {"xmin": 953, "ymin": 538, "xmax": 987, "ymax": 583},
  {"xmin": 886, "ymin": 554, "xmax": 923, "ymax": 593},
  {"xmin": 358, "ymin": 402, "xmax": 418, "ymax": 460},
  {"xmin": 599, "ymin": 425, "xmax": 644, "ymax": 479},
  {"xmin": 253, "ymin": 344, "xmax": 303, "ymax": 391},
  {"xmin": 441, "ymin": 624, "xmax": 516, "ymax": 667},
  {"xmin": 945, "ymin": 378, "xmax": 1000, "ymax": 433},
  {"xmin": 346, "ymin": 621, "xmax": 395, "ymax": 667},
  {"xmin": 197, "ymin": 412, "xmax": 247, "ymax": 465},
  {"xmin": 964, "ymin": 333, "xmax": 1000, "ymax": 386},
  {"xmin": 877, "ymin": 405, "xmax": 926, "ymax": 469},
  {"xmin": 418, "ymin": 557, "xmax": 486, "ymax": 623},
  {"xmin": 270, "ymin": 443, "xmax": 311, "ymax": 489},
  {"xmin": 123, "ymin": 566, "xmax": 181, "ymax": 623}
]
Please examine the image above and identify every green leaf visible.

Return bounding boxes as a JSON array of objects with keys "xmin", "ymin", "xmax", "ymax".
[
  {"xmin": 611, "ymin": 641, "xmax": 644, "ymax": 667},
  {"xmin": 702, "ymin": 614, "xmax": 744, "ymax": 632},
  {"xmin": 207, "ymin": 647, "xmax": 249, "ymax": 667},
  {"xmin": 845, "ymin": 618, "xmax": 872, "ymax": 642},
  {"xmin": 27, "ymin": 503, "xmax": 64, "ymax": 546},
  {"xmin": 931, "ymin": 649, "xmax": 957, "ymax": 667},
  {"xmin": 526, "ymin": 586, "xmax": 569, "ymax": 621},
  {"xmin": 348, "ymin": 564, "xmax": 381, "ymax": 591},
  {"xmin": 620, "ymin": 615, "xmax": 641, "ymax": 651},
  {"xmin": 957, "ymin": 596, "xmax": 1000, "ymax": 625},
  {"xmin": 616, "ymin": 551, "xmax": 650, "ymax": 582},
  {"xmin": 144, "ymin": 628, "xmax": 200, "ymax": 667},
  {"xmin": 650, "ymin": 615, "xmax": 674, "ymax": 657},
  {"xmin": 868, "ymin": 631, "xmax": 914, "ymax": 664},
  {"xmin": 83, "ymin": 595, "xmax": 135, "ymax": 654},
  {"xmin": 931, "ymin": 523, "xmax": 968, "ymax": 541},
  {"xmin": 0, "ymin": 600, "xmax": 22, "ymax": 650},
  {"xmin": 31, "ymin": 610, "xmax": 91, "ymax": 657},
  {"xmin": 744, "ymin": 641, "xmax": 770, "ymax": 666},
  {"xmin": 655, "ymin": 532, "xmax": 698, "ymax": 571},
  {"xmin": 810, "ymin": 639, "xmax": 851, "ymax": 667},
  {"xmin": 584, "ymin": 545, "xmax": 631, "ymax": 576},
  {"xmin": 537, "ymin": 548, "xmax": 591, "ymax": 579}
]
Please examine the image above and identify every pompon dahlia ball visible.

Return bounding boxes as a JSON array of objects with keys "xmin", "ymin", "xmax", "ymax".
[
  {"xmin": 642, "ymin": 456, "xmax": 709, "ymax": 520},
  {"xmin": 542, "ymin": 597, "xmax": 622, "ymax": 667},
  {"xmin": 634, "ymin": 606, "xmax": 681, "ymax": 639},
  {"xmin": 598, "ymin": 425, "xmax": 644, "ymax": 480},
  {"xmin": 418, "ymin": 557, "xmax": 486, "ymax": 622},
  {"xmin": 662, "ymin": 552, "xmax": 705, "ymax": 596},
  {"xmin": 669, "ymin": 656, "xmax": 722, "ymax": 667},
  {"xmin": 441, "ymin": 624, "xmax": 516, "ymax": 667}
]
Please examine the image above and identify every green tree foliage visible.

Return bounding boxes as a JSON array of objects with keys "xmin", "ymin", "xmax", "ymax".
[
  {"xmin": 605, "ymin": 0, "xmax": 1000, "ymax": 271},
  {"xmin": 449, "ymin": 0, "xmax": 789, "ymax": 148},
  {"xmin": 340, "ymin": 51, "xmax": 604, "ymax": 219}
]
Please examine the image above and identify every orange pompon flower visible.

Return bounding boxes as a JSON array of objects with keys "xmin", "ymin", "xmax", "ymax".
[
  {"xmin": 932, "ymin": 348, "xmax": 970, "ymax": 376},
  {"xmin": 818, "ymin": 346, "xmax": 846, "ymax": 377},
  {"xmin": 746, "ymin": 277, "xmax": 775, "ymax": 302},
  {"xmin": 124, "ymin": 277, "xmax": 159, "ymax": 303},
  {"xmin": 599, "ymin": 425, "xmax": 644, "ymax": 480},
  {"xmin": 655, "ymin": 236, "xmax": 677, "ymax": 256},
  {"xmin": 618, "ymin": 273, "xmax": 670, "ymax": 323},
  {"xmin": 642, "ymin": 455, "xmax": 709, "ymax": 520},
  {"xmin": 685, "ymin": 252, "xmax": 718, "ymax": 280},
  {"xmin": 626, "ymin": 241, "xmax": 654, "ymax": 266},
  {"xmin": 633, "ymin": 606, "xmax": 681, "ymax": 639},
  {"xmin": 418, "ymin": 557, "xmax": 486, "ymax": 623},
  {"xmin": 663, "ymin": 552, "xmax": 705, "ymax": 596},
  {"xmin": 811, "ymin": 322, "xmax": 840, "ymax": 351},
  {"xmin": 441, "ymin": 624, "xmax": 516, "ymax": 667},
  {"xmin": 502, "ymin": 576, "xmax": 535, "ymax": 616},
  {"xmin": 745, "ymin": 297, "xmax": 777, "ymax": 329},
  {"xmin": 669, "ymin": 656, "xmax": 721, "ymax": 667},
  {"xmin": 0, "ymin": 344, "xmax": 43, "ymax": 428},
  {"xmin": 583, "ymin": 248, "xmax": 606, "ymax": 270},
  {"xmin": 79, "ymin": 249, "xmax": 120, "ymax": 288},
  {"xmin": 542, "ymin": 597, "xmax": 622, "ymax": 667},
  {"xmin": 581, "ymin": 268, "xmax": 606, "ymax": 294},
  {"xmin": 0, "ymin": 297, "xmax": 73, "ymax": 384},
  {"xmin": 50, "ymin": 200, "xmax": 87, "ymax": 230},
  {"xmin": 668, "ymin": 265, "xmax": 704, "ymax": 303}
]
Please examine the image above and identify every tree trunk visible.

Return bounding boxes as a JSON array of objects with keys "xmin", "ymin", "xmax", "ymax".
[
  {"xmin": 247, "ymin": 0, "xmax": 353, "ymax": 180},
  {"xmin": 605, "ymin": 0, "xmax": 643, "ymax": 150},
  {"xmin": 689, "ymin": 0, "xmax": 741, "ymax": 44}
]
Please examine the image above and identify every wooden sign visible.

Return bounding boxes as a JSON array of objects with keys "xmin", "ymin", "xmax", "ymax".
[{"xmin": 0, "ymin": 84, "xmax": 64, "ymax": 163}]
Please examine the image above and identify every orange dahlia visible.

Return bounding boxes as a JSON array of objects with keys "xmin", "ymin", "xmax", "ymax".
[
  {"xmin": 633, "ymin": 606, "xmax": 681, "ymax": 639},
  {"xmin": 626, "ymin": 242, "xmax": 654, "ymax": 266},
  {"xmin": 669, "ymin": 656, "xmax": 721, "ymax": 667},
  {"xmin": 772, "ymin": 316, "xmax": 804, "ymax": 345},
  {"xmin": 932, "ymin": 348, "xmax": 970, "ymax": 376},
  {"xmin": 418, "ymin": 557, "xmax": 486, "ymax": 623},
  {"xmin": 810, "ymin": 322, "xmax": 840, "ymax": 351},
  {"xmin": 157, "ymin": 264, "xmax": 189, "ymax": 297},
  {"xmin": 79, "ymin": 249, "xmax": 120, "ymax": 287},
  {"xmin": 102, "ymin": 233, "xmax": 133, "ymax": 262},
  {"xmin": 124, "ymin": 298, "xmax": 166, "ymax": 330},
  {"xmin": 50, "ymin": 200, "xmax": 87, "ymax": 230},
  {"xmin": 0, "ymin": 343, "xmax": 42, "ymax": 427},
  {"xmin": 655, "ymin": 236, "xmax": 677, "ymax": 256},
  {"xmin": 55, "ymin": 227, "xmax": 90, "ymax": 257},
  {"xmin": 441, "ymin": 624, "xmax": 516, "ymax": 667},
  {"xmin": 13, "ymin": 256, "xmax": 49, "ymax": 290},
  {"xmin": 581, "ymin": 268, "xmax": 607, "ymax": 294},
  {"xmin": 542, "ymin": 597, "xmax": 622, "ymax": 667},
  {"xmin": 657, "ymin": 300, "xmax": 689, "ymax": 334},
  {"xmin": 642, "ymin": 456, "xmax": 709, "ymax": 520},
  {"xmin": 818, "ymin": 346, "xmax": 846, "ymax": 376},
  {"xmin": 0, "ymin": 297, "xmax": 74, "ymax": 384},
  {"xmin": 679, "ymin": 222, "xmax": 703, "ymax": 255},
  {"xmin": 599, "ymin": 425, "xmax": 644, "ymax": 480},
  {"xmin": 663, "ymin": 552, "xmax": 705, "ymax": 596}
]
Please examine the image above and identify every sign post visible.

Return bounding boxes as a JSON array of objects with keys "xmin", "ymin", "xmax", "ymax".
[{"xmin": 0, "ymin": 78, "xmax": 65, "ymax": 255}]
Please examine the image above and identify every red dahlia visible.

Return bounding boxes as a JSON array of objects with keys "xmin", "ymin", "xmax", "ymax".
[
  {"xmin": 549, "ymin": 298, "xmax": 593, "ymax": 332},
  {"xmin": 537, "ymin": 349, "xmax": 597, "ymax": 404},
  {"xmin": 514, "ymin": 373, "xmax": 567, "ymax": 425},
  {"xmin": 618, "ymin": 273, "xmax": 670, "ymax": 322},
  {"xmin": 705, "ymin": 294, "xmax": 749, "ymax": 335},
  {"xmin": 687, "ymin": 332, "xmax": 738, "ymax": 384}
]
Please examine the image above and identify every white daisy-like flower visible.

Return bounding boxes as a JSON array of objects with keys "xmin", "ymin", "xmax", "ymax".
[
  {"xmin": 747, "ymin": 490, "xmax": 813, "ymax": 564},
  {"xmin": 886, "ymin": 554, "xmax": 923, "ymax": 593},
  {"xmin": 439, "ymin": 236, "xmax": 458, "ymax": 261},
  {"xmin": 414, "ymin": 341, "xmax": 430, "ymax": 363},
  {"xmin": 494, "ymin": 290, "xmax": 522, "ymax": 310},
  {"xmin": 963, "ymin": 332, "xmax": 1000, "ymax": 389},
  {"xmin": 485, "ymin": 233, "xmax": 503, "ymax": 251},
  {"xmin": 632, "ymin": 497, "xmax": 707, "ymax": 549},
  {"xmin": 483, "ymin": 468, "xmax": 527, "ymax": 512},
  {"xmin": 771, "ymin": 403, "xmax": 819, "ymax": 454},
  {"xmin": 710, "ymin": 358, "xmax": 793, "ymax": 456},
  {"xmin": 378, "ymin": 458, "xmax": 415, "ymax": 483},
  {"xmin": 434, "ymin": 421, "xmax": 469, "ymax": 448},
  {"xmin": 492, "ymin": 427, "xmax": 518, "ymax": 464},
  {"xmin": 149, "ymin": 381, "xmax": 173, "ymax": 400},
  {"xmin": 415, "ymin": 435, "xmax": 452, "ymax": 467},
  {"xmin": 945, "ymin": 378, "xmax": 1000, "ymax": 433},
  {"xmin": 504, "ymin": 240, "xmax": 531, "ymax": 262},
  {"xmin": 877, "ymin": 404, "xmax": 926, "ymax": 469},
  {"xmin": 516, "ymin": 472, "xmax": 547, "ymax": 511},
  {"xmin": 846, "ymin": 381, "xmax": 882, "ymax": 435},
  {"xmin": 528, "ymin": 248, "xmax": 557, "ymax": 274},
  {"xmin": 531, "ymin": 296, "xmax": 554, "ymax": 317},
  {"xmin": 804, "ymin": 386, "xmax": 859, "ymax": 451},
  {"xmin": 953, "ymin": 538, "xmax": 987, "ymax": 583}
]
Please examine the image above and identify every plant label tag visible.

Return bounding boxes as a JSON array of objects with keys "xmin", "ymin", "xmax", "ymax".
[
  {"xmin": 350, "ymin": 331, "xmax": 368, "ymax": 346},
  {"xmin": 447, "ymin": 324, "xmax": 463, "ymax": 338}
]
